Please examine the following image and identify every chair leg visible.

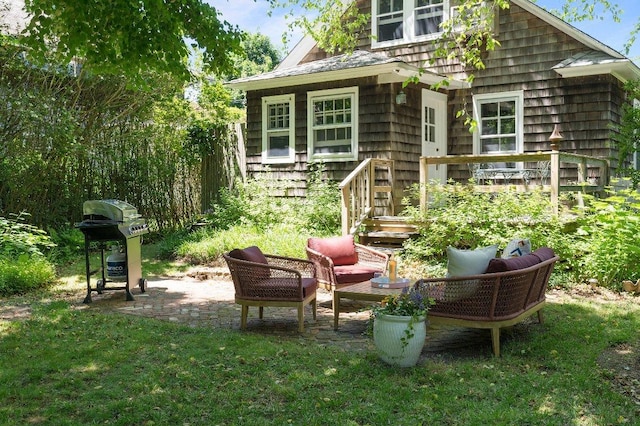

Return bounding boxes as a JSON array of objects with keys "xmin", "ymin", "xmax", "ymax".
[
  {"xmin": 259, "ymin": 306, "xmax": 264, "ymax": 319},
  {"xmin": 240, "ymin": 305, "xmax": 249, "ymax": 330},
  {"xmin": 537, "ymin": 310, "xmax": 544, "ymax": 324},
  {"xmin": 312, "ymin": 297, "xmax": 317, "ymax": 320},
  {"xmin": 297, "ymin": 303, "xmax": 305, "ymax": 332},
  {"xmin": 491, "ymin": 328, "xmax": 501, "ymax": 357}
]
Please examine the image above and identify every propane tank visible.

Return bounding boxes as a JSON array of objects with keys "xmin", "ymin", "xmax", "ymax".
[{"xmin": 106, "ymin": 245, "xmax": 127, "ymax": 281}]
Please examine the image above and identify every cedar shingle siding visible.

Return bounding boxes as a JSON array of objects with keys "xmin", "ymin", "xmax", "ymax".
[{"xmin": 231, "ymin": 0, "xmax": 638, "ymax": 199}]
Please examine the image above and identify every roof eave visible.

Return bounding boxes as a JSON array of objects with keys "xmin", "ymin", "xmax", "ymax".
[
  {"xmin": 553, "ymin": 61, "xmax": 640, "ymax": 83},
  {"xmin": 226, "ymin": 62, "xmax": 469, "ymax": 91}
]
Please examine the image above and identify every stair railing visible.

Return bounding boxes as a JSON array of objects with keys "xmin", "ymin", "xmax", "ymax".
[{"xmin": 339, "ymin": 158, "xmax": 394, "ymax": 235}]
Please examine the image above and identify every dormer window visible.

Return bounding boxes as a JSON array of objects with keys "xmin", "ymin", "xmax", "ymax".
[{"xmin": 373, "ymin": 0, "xmax": 450, "ymax": 47}]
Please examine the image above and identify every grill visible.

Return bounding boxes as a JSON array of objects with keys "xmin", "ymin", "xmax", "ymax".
[{"xmin": 76, "ymin": 199, "xmax": 149, "ymax": 303}]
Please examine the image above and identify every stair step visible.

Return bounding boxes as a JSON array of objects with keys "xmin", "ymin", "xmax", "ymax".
[{"xmin": 362, "ymin": 217, "xmax": 418, "ymax": 233}]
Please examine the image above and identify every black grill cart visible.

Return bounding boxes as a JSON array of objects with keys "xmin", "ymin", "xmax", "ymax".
[{"xmin": 75, "ymin": 199, "xmax": 149, "ymax": 303}]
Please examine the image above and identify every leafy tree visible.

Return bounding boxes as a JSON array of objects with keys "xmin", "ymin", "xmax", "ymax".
[
  {"xmin": 21, "ymin": 0, "xmax": 245, "ymax": 83},
  {"xmin": 226, "ymin": 33, "xmax": 282, "ymax": 107},
  {"xmin": 612, "ymin": 79, "xmax": 640, "ymax": 185}
]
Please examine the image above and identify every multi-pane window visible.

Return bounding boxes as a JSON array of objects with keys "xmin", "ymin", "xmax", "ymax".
[
  {"xmin": 374, "ymin": 0, "xmax": 448, "ymax": 46},
  {"xmin": 415, "ymin": 0, "xmax": 445, "ymax": 37},
  {"xmin": 479, "ymin": 100, "xmax": 516, "ymax": 154},
  {"xmin": 262, "ymin": 94, "xmax": 295, "ymax": 164},
  {"xmin": 424, "ymin": 106, "xmax": 436, "ymax": 144},
  {"xmin": 473, "ymin": 92, "xmax": 524, "ymax": 165},
  {"xmin": 307, "ymin": 87, "xmax": 358, "ymax": 161},
  {"xmin": 377, "ymin": 0, "xmax": 404, "ymax": 42}
]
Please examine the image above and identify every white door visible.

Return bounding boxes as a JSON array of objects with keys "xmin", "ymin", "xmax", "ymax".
[{"xmin": 421, "ymin": 89, "xmax": 448, "ymax": 183}]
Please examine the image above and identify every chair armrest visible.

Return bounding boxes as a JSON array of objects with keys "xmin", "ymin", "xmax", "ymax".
[
  {"xmin": 305, "ymin": 246, "xmax": 338, "ymax": 287},
  {"xmin": 354, "ymin": 244, "xmax": 389, "ymax": 269}
]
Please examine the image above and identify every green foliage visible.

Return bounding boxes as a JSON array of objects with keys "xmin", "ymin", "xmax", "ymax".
[
  {"xmin": 0, "ymin": 44, "xmax": 237, "ymax": 231},
  {"xmin": 401, "ymin": 182, "xmax": 568, "ymax": 261},
  {"xmin": 0, "ymin": 213, "xmax": 57, "ymax": 295},
  {"xmin": 0, "ymin": 212, "xmax": 56, "ymax": 259},
  {"xmin": 174, "ymin": 223, "xmax": 310, "ymax": 264},
  {"xmin": 22, "ymin": 0, "xmax": 244, "ymax": 83},
  {"xmin": 612, "ymin": 79, "xmax": 640, "ymax": 186},
  {"xmin": 203, "ymin": 165, "xmax": 340, "ymax": 236},
  {"xmin": 45, "ymin": 226, "xmax": 85, "ymax": 265},
  {"xmin": 572, "ymin": 182, "xmax": 640, "ymax": 288},
  {"xmin": 0, "ymin": 255, "xmax": 56, "ymax": 296}
]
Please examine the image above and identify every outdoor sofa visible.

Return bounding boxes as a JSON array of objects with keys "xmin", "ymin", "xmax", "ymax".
[{"xmin": 414, "ymin": 247, "xmax": 559, "ymax": 357}]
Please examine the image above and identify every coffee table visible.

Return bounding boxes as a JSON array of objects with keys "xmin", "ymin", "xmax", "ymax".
[{"xmin": 332, "ymin": 281, "xmax": 408, "ymax": 330}]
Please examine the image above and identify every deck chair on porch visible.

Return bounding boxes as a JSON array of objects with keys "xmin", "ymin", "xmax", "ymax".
[{"xmin": 223, "ymin": 246, "xmax": 317, "ymax": 332}]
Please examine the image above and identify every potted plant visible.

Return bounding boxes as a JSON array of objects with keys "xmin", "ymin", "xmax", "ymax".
[{"xmin": 371, "ymin": 287, "xmax": 432, "ymax": 367}]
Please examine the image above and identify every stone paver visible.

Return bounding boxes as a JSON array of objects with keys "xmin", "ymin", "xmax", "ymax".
[
  {"xmin": 2, "ymin": 268, "xmax": 520, "ymax": 359},
  {"xmin": 74, "ymin": 268, "xmax": 498, "ymax": 358}
]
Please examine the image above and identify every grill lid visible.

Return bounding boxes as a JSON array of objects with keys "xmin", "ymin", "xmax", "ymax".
[{"xmin": 83, "ymin": 199, "xmax": 140, "ymax": 222}]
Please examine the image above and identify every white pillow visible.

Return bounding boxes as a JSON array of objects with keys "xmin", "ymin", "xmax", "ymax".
[
  {"xmin": 446, "ymin": 245, "xmax": 498, "ymax": 277},
  {"xmin": 502, "ymin": 238, "xmax": 531, "ymax": 258}
]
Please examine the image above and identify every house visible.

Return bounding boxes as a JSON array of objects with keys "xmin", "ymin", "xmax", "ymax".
[{"xmin": 227, "ymin": 0, "xmax": 640, "ymax": 210}]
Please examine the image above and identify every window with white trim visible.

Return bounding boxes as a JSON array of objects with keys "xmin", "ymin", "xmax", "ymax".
[
  {"xmin": 307, "ymin": 87, "xmax": 358, "ymax": 162},
  {"xmin": 473, "ymin": 91, "xmax": 524, "ymax": 166},
  {"xmin": 373, "ymin": 0, "xmax": 449, "ymax": 47},
  {"xmin": 262, "ymin": 94, "xmax": 295, "ymax": 164}
]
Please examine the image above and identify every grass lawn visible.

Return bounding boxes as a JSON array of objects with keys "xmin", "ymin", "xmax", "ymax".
[{"xmin": 1, "ymin": 247, "xmax": 639, "ymax": 425}]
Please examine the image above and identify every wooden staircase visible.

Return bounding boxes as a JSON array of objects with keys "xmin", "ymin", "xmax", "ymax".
[{"xmin": 358, "ymin": 216, "xmax": 418, "ymax": 249}]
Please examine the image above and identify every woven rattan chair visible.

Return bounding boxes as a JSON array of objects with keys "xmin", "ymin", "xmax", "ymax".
[
  {"xmin": 414, "ymin": 248, "xmax": 559, "ymax": 356},
  {"xmin": 223, "ymin": 246, "xmax": 317, "ymax": 332},
  {"xmin": 306, "ymin": 235, "xmax": 388, "ymax": 291}
]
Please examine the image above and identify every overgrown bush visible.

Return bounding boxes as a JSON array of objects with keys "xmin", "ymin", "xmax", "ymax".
[
  {"xmin": 203, "ymin": 165, "xmax": 340, "ymax": 236},
  {"xmin": 401, "ymin": 182, "xmax": 571, "ymax": 262},
  {"xmin": 0, "ymin": 255, "xmax": 56, "ymax": 296},
  {"xmin": 0, "ymin": 213, "xmax": 56, "ymax": 258},
  {"xmin": 572, "ymin": 182, "xmax": 640, "ymax": 288},
  {"xmin": 164, "ymin": 166, "xmax": 341, "ymax": 262},
  {"xmin": 0, "ymin": 213, "xmax": 57, "ymax": 295}
]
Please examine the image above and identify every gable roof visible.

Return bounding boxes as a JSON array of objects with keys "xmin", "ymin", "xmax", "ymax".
[
  {"xmin": 278, "ymin": 0, "xmax": 640, "ymax": 82},
  {"xmin": 226, "ymin": 50, "xmax": 469, "ymax": 91}
]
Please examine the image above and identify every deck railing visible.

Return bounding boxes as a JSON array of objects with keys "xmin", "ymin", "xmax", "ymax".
[
  {"xmin": 419, "ymin": 151, "xmax": 610, "ymax": 214},
  {"xmin": 339, "ymin": 158, "xmax": 394, "ymax": 235}
]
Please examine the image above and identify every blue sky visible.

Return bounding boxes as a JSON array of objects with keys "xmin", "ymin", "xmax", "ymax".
[{"xmin": 211, "ymin": 0, "xmax": 640, "ymax": 63}]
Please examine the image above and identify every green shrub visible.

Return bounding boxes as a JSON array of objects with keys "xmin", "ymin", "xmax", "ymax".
[
  {"xmin": 0, "ymin": 254, "xmax": 56, "ymax": 296},
  {"xmin": 202, "ymin": 164, "xmax": 340, "ymax": 236},
  {"xmin": 0, "ymin": 212, "xmax": 56, "ymax": 258},
  {"xmin": 401, "ymin": 182, "xmax": 571, "ymax": 262},
  {"xmin": 572, "ymin": 182, "xmax": 640, "ymax": 288},
  {"xmin": 46, "ymin": 226, "xmax": 85, "ymax": 265}
]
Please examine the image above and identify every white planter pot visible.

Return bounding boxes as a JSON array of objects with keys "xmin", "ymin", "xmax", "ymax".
[{"xmin": 373, "ymin": 314, "xmax": 426, "ymax": 367}]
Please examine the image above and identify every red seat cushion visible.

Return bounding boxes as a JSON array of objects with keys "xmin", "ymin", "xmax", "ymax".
[
  {"xmin": 334, "ymin": 265, "xmax": 380, "ymax": 284},
  {"xmin": 307, "ymin": 235, "xmax": 358, "ymax": 266},
  {"xmin": 301, "ymin": 277, "xmax": 318, "ymax": 297}
]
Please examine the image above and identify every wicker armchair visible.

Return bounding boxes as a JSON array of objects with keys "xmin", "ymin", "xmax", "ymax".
[
  {"xmin": 223, "ymin": 246, "xmax": 317, "ymax": 332},
  {"xmin": 306, "ymin": 235, "xmax": 389, "ymax": 291}
]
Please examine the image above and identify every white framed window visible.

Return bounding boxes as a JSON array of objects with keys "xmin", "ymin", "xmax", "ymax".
[
  {"xmin": 307, "ymin": 87, "xmax": 359, "ymax": 162},
  {"xmin": 262, "ymin": 94, "xmax": 295, "ymax": 164},
  {"xmin": 473, "ymin": 91, "xmax": 524, "ymax": 166},
  {"xmin": 372, "ymin": 0, "xmax": 449, "ymax": 48}
]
